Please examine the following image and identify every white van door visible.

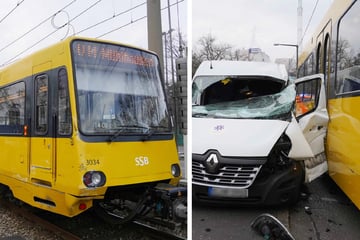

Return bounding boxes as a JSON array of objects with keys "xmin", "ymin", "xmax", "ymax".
[{"xmin": 294, "ymin": 73, "xmax": 329, "ymax": 182}]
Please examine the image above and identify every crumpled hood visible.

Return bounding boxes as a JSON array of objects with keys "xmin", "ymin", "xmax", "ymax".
[{"xmin": 192, "ymin": 117, "xmax": 290, "ymax": 157}]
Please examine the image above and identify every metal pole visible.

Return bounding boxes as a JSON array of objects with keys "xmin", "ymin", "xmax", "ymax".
[
  {"xmin": 162, "ymin": 32, "xmax": 169, "ymax": 87},
  {"xmin": 167, "ymin": 0, "xmax": 178, "ymax": 134},
  {"xmin": 274, "ymin": 43, "xmax": 298, "ymax": 77},
  {"xmin": 147, "ymin": 0, "xmax": 164, "ymax": 72}
]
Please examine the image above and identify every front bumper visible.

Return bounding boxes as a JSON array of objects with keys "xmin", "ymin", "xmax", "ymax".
[{"xmin": 192, "ymin": 161, "xmax": 304, "ymax": 205}]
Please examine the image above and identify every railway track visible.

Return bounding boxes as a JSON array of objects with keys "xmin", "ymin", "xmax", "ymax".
[
  {"xmin": 0, "ymin": 197, "xmax": 186, "ymax": 240},
  {"xmin": 0, "ymin": 198, "xmax": 81, "ymax": 240},
  {"xmin": 132, "ymin": 219, "xmax": 187, "ymax": 240}
]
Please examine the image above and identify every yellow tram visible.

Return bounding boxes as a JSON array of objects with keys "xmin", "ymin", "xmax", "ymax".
[
  {"xmin": 298, "ymin": 0, "xmax": 360, "ymax": 209},
  {"xmin": 0, "ymin": 36, "xmax": 186, "ymax": 223}
]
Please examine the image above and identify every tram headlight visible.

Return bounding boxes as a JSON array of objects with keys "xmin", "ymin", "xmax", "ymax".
[
  {"xmin": 171, "ymin": 164, "xmax": 181, "ymax": 177},
  {"xmin": 83, "ymin": 171, "xmax": 106, "ymax": 188}
]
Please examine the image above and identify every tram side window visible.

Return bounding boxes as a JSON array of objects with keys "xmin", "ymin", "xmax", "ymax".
[
  {"xmin": 298, "ymin": 65, "xmax": 305, "ymax": 78},
  {"xmin": 306, "ymin": 54, "xmax": 314, "ymax": 75},
  {"xmin": 57, "ymin": 68, "xmax": 72, "ymax": 135},
  {"xmin": 0, "ymin": 82, "xmax": 25, "ymax": 134},
  {"xmin": 295, "ymin": 78, "xmax": 320, "ymax": 117},
  {"xmin": 336, "ymin": 1, "xmax": 360, "ymax": 94},
  {"xmin": 35, "ymin": 75, "xmax": 48, "ymax": 134}
]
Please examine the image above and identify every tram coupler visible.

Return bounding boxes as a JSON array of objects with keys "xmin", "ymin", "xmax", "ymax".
[{"xmin": 152, "ymin": 183, "xmax": 187, "ymax": 222}]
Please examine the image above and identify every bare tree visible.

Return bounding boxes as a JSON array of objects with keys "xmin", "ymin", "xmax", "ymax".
[
  {"xmin": 197, "ymin": 33, "xmax": 232, "ymax": 60},
  {"xmin": 192, "ymin": 33, "xmax": 233, "ymax": 75},
  {"xmin": 163, "ymin": 30, "xmax": 187, "ymax": 59},
  {"xmin": 162, "ymin": 30, "xmax": 187, "ymax": 131},
  {"xmin": 231, "ymin": 48, "xmax": 249, "ymax": 61},
  {"xmin": 163, "ymin": 30, "xmax": 187, "ymax": 85},
  {"xmin": 192, "ymin": 51, "xmax": 203, "ymax": 76},
  {"xmin": 337, "ymin": 38, "xmax": 352, "ymax": 70}
]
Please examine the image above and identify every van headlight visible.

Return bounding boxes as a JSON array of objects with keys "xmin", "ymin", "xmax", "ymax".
[
  {"xmin": 83, "ymin": 171, "xmax": 106, "ymax": 187},
  {"xmin": 269, "ymin": 133, "xmax": 292, "ymax": 167},
  {"xmin": 171, "ymin": 164, "xmax": 181, "ymax": 177}
]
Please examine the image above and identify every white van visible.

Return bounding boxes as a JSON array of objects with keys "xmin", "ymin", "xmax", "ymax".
[{"xmin": 192, "ymin": 60, "xmax": 328, "ymax": 205}]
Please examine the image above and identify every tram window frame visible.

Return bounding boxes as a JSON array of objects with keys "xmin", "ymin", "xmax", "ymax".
[
  {"xmin": 316, "ymin": 44, "xmax": 322, "ymax": 74},
  {"xmin": 0, "ymin": 81, "xmax": 26, "ymax": 135},
  {"xmin": 298, "ymin": 65, "xmax": 305, "ymax": 78},
  {"xmin": 57, "ymin": 68, "xmax": 72, "ymax": 136},
  {"xmin": 335, "ymin": 0, "xmax": 360, "ymax": 95},
  {"xmin": 35, "ymin": 75, "xmax": 49, "ymax": 135},
  {"xmin": 324, "ymin": 35, "xmax": 331, "ymax": 79}
]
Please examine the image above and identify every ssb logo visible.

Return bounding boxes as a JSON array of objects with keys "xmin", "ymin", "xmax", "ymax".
[{"xmin": 135, "ymin": 156, "xmax": 149, "ymax": 167}]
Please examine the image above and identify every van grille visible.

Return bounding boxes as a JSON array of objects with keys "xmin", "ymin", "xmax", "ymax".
[{"xmin": 192, "ymin": 161, "xmax": 262, "ymax": 188}]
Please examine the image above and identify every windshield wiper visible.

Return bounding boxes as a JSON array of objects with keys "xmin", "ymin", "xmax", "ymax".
[
  {"xmin": 141, "ymin": 128, "xmax": 154, "ymax": 141},
  {"xmin": 192, "ymin": 113, "xmax": 208, "ymax": 118},
  {"xmin": 108, "ymin": 125, "xmax": 151, "ymax": 142}
]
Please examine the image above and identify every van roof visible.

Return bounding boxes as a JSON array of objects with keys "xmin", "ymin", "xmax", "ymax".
[{"xmin": 194, "ymin": 60, "xmax": 288, "ymax": 82}]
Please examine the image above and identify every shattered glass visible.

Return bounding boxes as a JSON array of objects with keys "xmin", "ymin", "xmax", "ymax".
[{"xmin": 192, "ymin": 76, "xmax": 296, "ymax": 120}]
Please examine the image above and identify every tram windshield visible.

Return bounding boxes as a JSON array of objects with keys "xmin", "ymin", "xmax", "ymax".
[
  {"xmin": 192, "ymin": 76, "xmax": 295, "ymax": 120},
  {"xmin": 71, "ymin": 40, "xmax": 171, "ymax": 135}
]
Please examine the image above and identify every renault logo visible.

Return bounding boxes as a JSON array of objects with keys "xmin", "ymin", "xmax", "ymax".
[
  {"xmin": 206, "ymin": 153, "xmax": 219, "ymax": 166},
  {"xmin": 205, "ymin": 153, "xmax": 219, "ymax": 173}
]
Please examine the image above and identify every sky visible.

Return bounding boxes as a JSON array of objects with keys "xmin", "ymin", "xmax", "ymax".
[
  {"xmin": 0, "ymin": 0, "xmax": 187, "ymax": 66},
  {"xmin": 192, "ymin": 0, "xmax": 334, "ymax": 62},
  {"xmin": 0, "ymin": 1, "xmax": 335, "ymax": 67}
]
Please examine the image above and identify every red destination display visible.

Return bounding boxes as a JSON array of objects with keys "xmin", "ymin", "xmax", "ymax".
[{"xmin": 73, "ymin": 41, "xmax": 155, "ymax": 67}]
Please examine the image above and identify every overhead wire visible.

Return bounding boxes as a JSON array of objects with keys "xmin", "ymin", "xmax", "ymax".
[
  {"xmin": 1, "ymin": 0, "xmax": 185, "ymax": 64},
  {"xmin": 0, "ymin": 0, "xmax": 77, "ymax": 54},
  {"xmin": 5, "ymin": 27, "xmax": 60, "ymax": 65},
  {"xmin": 56, "ymin": 0, "xmax": 103, "ymax": 39},
  {"xmin": 76, "ymin": 1, "xmax": 146, "ymax": 35},
  {"xmin": 96, "ymin": 0, "xmax": 185, "ymax": 38},
  {"xmin": 0, "ymin": 0, "xmax": 25, "ymax": 24},
  {"xmin": 3, "ymin": 0, "xmax": 102, "ymax": 64},
  {"xmin": 69, "ymin": 0, "xmax": 102, "ymax": 23},
  {"xmin": 299, "ymin": 0, "xmax": 320, "ymax": 46},
  {"xmin": 96, "ymin": 15, "xmax": 147, "ymax": 38}
]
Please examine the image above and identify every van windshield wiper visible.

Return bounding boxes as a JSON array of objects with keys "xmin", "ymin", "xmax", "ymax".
[{"xmin": 192, "ymin": 112, "xmax": 208, "ymax": 118}]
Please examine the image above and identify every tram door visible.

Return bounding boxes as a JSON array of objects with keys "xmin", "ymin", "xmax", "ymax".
[{"xmin": 30, "ymin": 72, "xmax": 54, "ymax": 185}]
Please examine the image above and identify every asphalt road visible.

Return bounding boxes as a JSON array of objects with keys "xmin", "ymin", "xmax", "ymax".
[{"xmin": 192, "ymin": 174, "xmax": 360, "ymax": 240}]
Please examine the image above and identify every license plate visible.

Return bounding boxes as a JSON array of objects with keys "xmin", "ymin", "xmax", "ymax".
[{"xmin": 208, "ymin": 187, "xmax": 248, "ymax": 198}]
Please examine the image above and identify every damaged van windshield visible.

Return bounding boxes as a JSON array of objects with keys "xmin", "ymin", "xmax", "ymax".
[{"xmin": 192, "ymin": 76, "xmax": 296, "ymax": 120}]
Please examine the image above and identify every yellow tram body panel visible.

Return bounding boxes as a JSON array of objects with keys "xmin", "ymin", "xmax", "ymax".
[
  {"xmin": 327, "ymin": 97, "xmax": 360, "ymax": 209},
  {"xmin": 297, "ymin": 0, "xmax": 360, "ymax": 210},
  {"xmin": 53, "ymin": 137, "xmax": 180, "ymax": 195},
  {"xmin": 0, "ymin": 173, "xmax": 96, "ymax": 217},
  {"xmin": 0, "ymin": 136, "xmax": 179, "ymax": 217}
]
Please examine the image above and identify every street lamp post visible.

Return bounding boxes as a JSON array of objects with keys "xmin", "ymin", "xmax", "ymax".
[
  {"xmin": 162, "ymin": 32, "xmax": 169, "ymax": 87},
  {"xmin": 274, "ymin": 43, "xmax": 299, "ymax": 77}
]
